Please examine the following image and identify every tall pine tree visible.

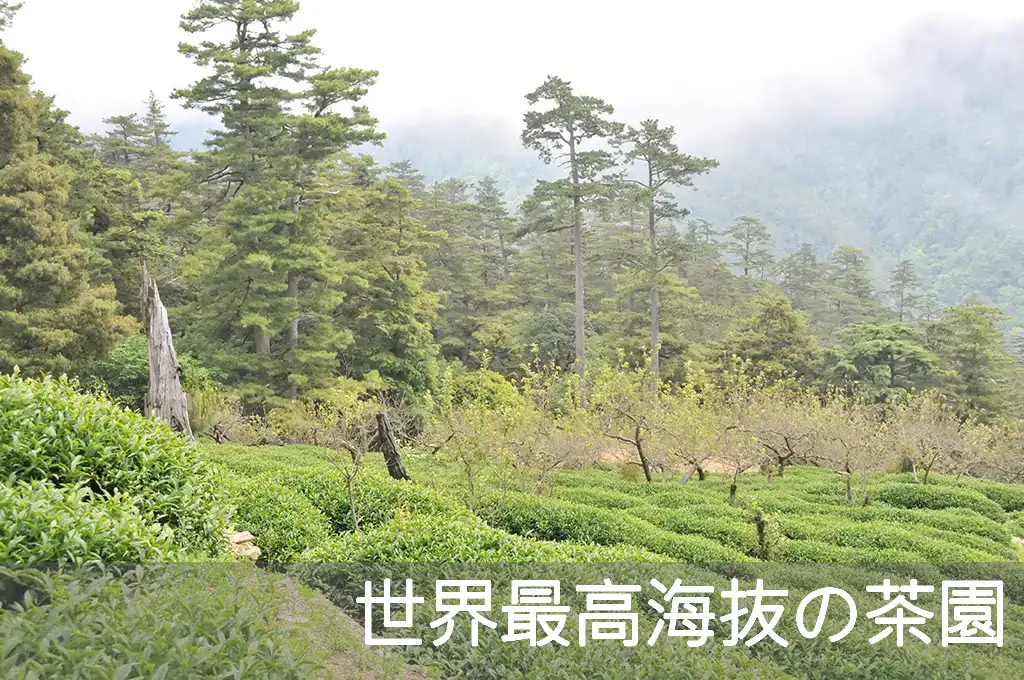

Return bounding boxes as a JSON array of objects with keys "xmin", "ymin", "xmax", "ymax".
[{"xmin": 174, "ymin": 0, "xmax": 381, "ymax": 404}]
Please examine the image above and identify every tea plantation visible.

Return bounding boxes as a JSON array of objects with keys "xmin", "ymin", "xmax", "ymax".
[{"xmin": 6, "ymin": 373, "xmax": 1024, "ymax": 678}]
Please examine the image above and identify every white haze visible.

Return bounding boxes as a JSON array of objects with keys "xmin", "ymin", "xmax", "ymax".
[{"xmin": 6, "ymin": 0, "xmax": 1024, "ymax": 152}]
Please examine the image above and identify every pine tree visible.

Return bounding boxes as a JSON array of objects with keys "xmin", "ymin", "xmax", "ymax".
[
  {"xmin": 335, "ymin": 159, "xmax": 439, "ymax": 402},
  {"xmin": 174, "ymin": 0, "xmax": 382, "ymax": 404},
  {"xmin": 724, "ymin": 216, "xmax": 773, "ymax": 277},
  {"xmin": 821, "ymin": 245, "xmax": 887, "ymax": 327},
  {"xmin": 718, "ymin": 292, "xmax": 817, "ymax": 383},
  {"xmin": 521, "ymin": 75, "xmax": 621, "ymax": 404},
  {"xmin": 0, "ymin": 2, "xmax": 20, "ymax": 31},
  {"xmin": 0, "ymin": 36, "xmax": 133, "ymax": 375},
  {"xmin": 887, "ymin": 258, "xmax": 923, "ymax": 322},
  {"xmin": 615, "ymin": 120, "xmax": 717, "ymax": 384},
  {"xmin": 925, "ymin": 303, "xmax": 1015, "ymax": 417},
  {"xmin": 778, "ymin": 243, "xmax": 823, "ymax": 308}
]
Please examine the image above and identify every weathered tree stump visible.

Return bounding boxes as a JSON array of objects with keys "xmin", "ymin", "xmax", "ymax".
[
  {"xmin": 375, "ymin": 412, "xmax": 412, "ymax": 481},
  {"xmin": 143, "ymin": 264, "xmax": 194, "ymax": 441}
]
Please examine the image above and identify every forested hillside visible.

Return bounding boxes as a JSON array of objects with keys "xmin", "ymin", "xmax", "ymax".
[{"xmin": 375, "ymin": 21, "xmax": 1024, "ymax": 327}]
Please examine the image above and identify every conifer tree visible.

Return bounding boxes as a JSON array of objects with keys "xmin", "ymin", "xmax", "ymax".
[
  {"xmin": 887, "ymin": 258, "xmax": 923, "ymax": 322},
  {"xmin": 174, "ymin": 0, "xmax": 382, "ymax": 403},
  {"xmin": 718, "ymin": 292, "xmax": 817, "ymax": 382},
  {"xmin": 724, "ymin": 216, "xmax": 773, "ymax": 277},
  {"xmin": 615, "ymin": 120, "xmax": 717, "ymax": 384},
  {"xmin": 522, "ymin": 75, "xmax": 621, "ymax": 403},
  {"xmin": 0, "ymin": 34, "xmax": 132, "ymax": 375}
]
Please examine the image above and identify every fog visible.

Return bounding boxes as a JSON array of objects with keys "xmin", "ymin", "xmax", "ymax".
[{"xmin": 7, "ymin": 0, "xmax": 1024, "ymax": 151}]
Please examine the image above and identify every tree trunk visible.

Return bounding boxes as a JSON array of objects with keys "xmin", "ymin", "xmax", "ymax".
[
  {"xmin": 648, "ymin": 193, "xmax": 660, "ymax": 390},
  {"xmin": 375, "ymin": 412, "xmax": 412, "ymax": 481},
  {"xmin": 143, "ymin": 264, "xmax": 194, "ymax": 441},
  {"xmin": 285, "ymin": 271, "xmax": 300, "ymax": 399},
  {"xmin": 569, "ymin": 134, "xmax": 587, "ymax": 407}
]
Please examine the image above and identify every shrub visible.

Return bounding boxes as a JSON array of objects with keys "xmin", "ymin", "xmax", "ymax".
[
  {"xmin": 0, "ymin": 372, "xmax": 228, "ymax": 555},
  {"xmin": 0, "ymin": 565, "xmax": 324, "ymax": 678},
  {"xmin": 0, "ymin": 480, "xmax": 178, "ymax": 563},
  {"xmin": 646, "ymin": 492, "xmax": 748, "ymax": 518},
  {"xmin": 216, "ymin": 470, "xmax": 333, "ymax": 560},
  {"xmin": 873, "ymin": 482, "xmax": 1004, "ymax": 520},
  {"xmin": 450, "ymin": 370, "xmax": 521, "ymax": 410},
  {"xmin": 830, "ymin": 505, "xmax": 1011, "ymax": 544},
  {"xmin": 960, "ymin": 478, "xmax": 1024, "ymax": 512},
  {"xmin": 627, "ymin": 505, "xmax": 759, "ymax": 554},
  {"xmin": 304, "ymin": 515, "xmax": 670, "ymax": 563},
  {"xmin": 776, "ymin": 515, "xmax": 1003, "ymax": 562},
  {"xmin": 278, "ymin": 468, "xmax": 472, "ymax": 533},
  {"xmin": 87, "ymin": 334, "xmax": 214, "ymax": 412},
  {"xmin": 553, "ymin": 487, "xmax": 647, "ymax": 510},
  {"xmin": 479, "ymin": 493, "xmax": 751, "ymax": 563},
  {"xmin": 775, "ymin": 540, "xmax": 925, "ymax": 563}
]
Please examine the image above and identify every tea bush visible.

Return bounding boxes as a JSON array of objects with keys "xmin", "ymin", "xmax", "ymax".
[
  {"xmin": 827, "ymin": 505, "xmax": 1011, "ymax": 543},
  {"xmin": 0, "ymin": 373, "xmax": 228, "ymax": 555},
  {"xmin": 216, "ymin": 470, "xmax": 333, "ymax": 560},
  {"xmin": 775, "ymin": 539, "xmax": 926, "ymax": 563},
  {"xmin": 276, "ymin": 468, "xmax": 473, "ymax": 533},
  {"xmin": 627, "ymin": 505, "xmax": 760, "ymax": 554},
  {"xmin": 552, "ymin": 487, "xmax": 647, "ymax": 509},
  {"xmin": 0, "ymin": 480, "xmax": 178, "ymax": 563},
  {"xmin": 479, "ymin": 493, "xmax": 751, "ymax": 563},
  {"xmin": 0, "ymin": 565, "xmax": 327, "ymax": 678},
  {"xmin": 873, "ymin": 482, "xmax": 1004, "ymax": 519},
  {"xmin": 776, "ymin": 515, "xmax": 1004, "ymax": 562},
  {"xmin": 304, "ymin": 514, "xmax": 671, "ymax": 563}
]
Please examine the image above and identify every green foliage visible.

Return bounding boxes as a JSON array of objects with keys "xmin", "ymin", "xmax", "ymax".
[
  {"xmin": 874, "ymin": 482, "xmax": 1005, "ymax": 520},
  {"xmin": 717, "ymin": 291, "xmax": 817, "ymax": 382},
  {"xmin": 215, "ymin": 469, "xmax": 332, "ymax": 561},
  {"xmin": 0, "ymin": 42, "xmax": 133, "ymax": 376},
  {"xmin": 552, "ymin": 486, "xmax": 646, "ymax": 509},
  {"xmin": 776, "ymin": 514, "xmax": 1006, "ymax": 562},
  {"xmin": 628, "ymin": 504, "xmax": 760, "ymax": 554},
  {"xmin": 824, "ymin": 323, "xmax": 937, "ymax": 402},
  {"xmin": 0, "ymin": 480, "xmax": 178, "ymax": 563},
  {"xmin": 87, "ymin": 334, "xmax": 214, "ymax": 412},
  {"xmin": 0, "ymin": 372, "xmax": 228, "ymax": 554},
  {"xmin": 449, "ymin": 369, "xmax": 520, "ymax": 410},
  {"xmin": 0, "ymin": 566, "xmax": 327, "ymax": 678},
  {"xmin": 723, "ymin": 216, "xmax": 773, "ymax": 277},
  {"xmin": 480, "ymin": 493, "xmax": 751, "ymax": 563},
  {"xmin": 304, "ymin": 514, "xmax": 669, "ymax": 563},
  {"xmin": 278, "ymin": 468, "xmax": 472, "ymax": 533}
]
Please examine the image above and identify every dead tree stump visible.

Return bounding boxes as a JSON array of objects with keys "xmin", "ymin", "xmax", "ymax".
[{"xmin": 143, "ymin": 264, "xmax": 194, "ymax": 441}]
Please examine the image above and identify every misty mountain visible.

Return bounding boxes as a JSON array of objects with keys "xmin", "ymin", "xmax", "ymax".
[{"xmin": 369, "ymin": 22, "xmax": 1024, "ymax": 320}]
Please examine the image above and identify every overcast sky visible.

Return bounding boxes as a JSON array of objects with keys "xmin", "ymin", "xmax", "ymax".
[{"xmin": 6, "ymin": 0, "xmax": 1024, "ymax": 150}]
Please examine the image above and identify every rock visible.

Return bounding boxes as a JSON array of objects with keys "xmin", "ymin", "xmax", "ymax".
[
  {"xmin": 226, "ymin": 530, "xmax": 261, "ymax": 561},
  {"xmin": 229, "ymin": 531, "xmax": 255, "ymax": 544},
  {"xmin": 1012, "ymin": 536, "xmax": 1024, "ymax": 549}
]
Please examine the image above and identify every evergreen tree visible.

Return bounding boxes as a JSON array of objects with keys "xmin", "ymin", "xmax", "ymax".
[
  {"xmin": 925, "ymin": 303, "xmax": 1016, "ymax": 416},
  {"xmin": 825, "ymin": 323, "xmax": 937, "ymax": 402},
  {"xmin": 778, "ymin": 243, "xmax": 823, "ymax": 309},
  {"xmin": 723, "ymin": 216, "xmax": 773, "ymax": 277},
  {"xmin": 615, "ymin": 119, "xmax": 717, "ymax": 383},
  {"xmin": 0, "ymin": 36, "xmax": 132, "ymax": 375},
  {"xmin": 0, "ymin": 2, "xmax": 20, "ymax": 31},
  {"xmin": 821, "ymin": 245, "xmax": 887, "ymax": 327},
  {"xmin": 521, "ymin": 75, "xmax": 621, "ymax": 403},
  {"xmin": 717, "ymin": 292, "xmax": 817, "ymax": 382},
  {"xmin": 887, "ymin": 258, "xmax": 923, "ymax": 322},
  {"xmin": 335, "ymin": 159, "xmax": 439, "ymax": 402},
  {"xmin": 174, "ymin": 0, "xmax": 382, "ymax": 404}
]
